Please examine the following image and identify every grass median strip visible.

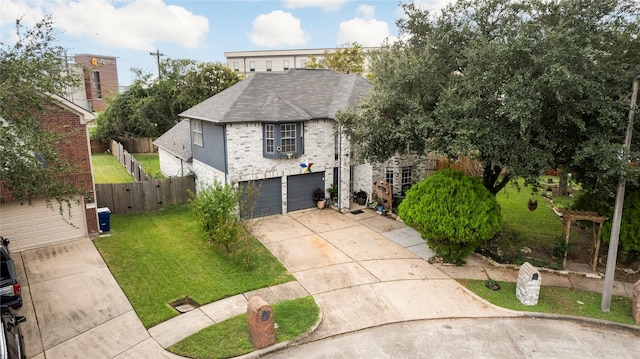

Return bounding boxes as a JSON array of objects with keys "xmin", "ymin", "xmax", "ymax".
[
  {"xmin": 94, "ymin": 205, "xmax": 295, "ymax": 328},
  {"xmin": 168, "ymin": 296, "xmax": 320, "ymax": 359},
  {"xmin": 457, "ymin": 279, "xmax": 637, "ymax": 326}
]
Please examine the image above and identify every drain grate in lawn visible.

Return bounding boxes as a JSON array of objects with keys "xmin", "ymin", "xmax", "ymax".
[
  {"xmin": 170, "ymin": 297, "xmax": 200, "ymax": 313},
  {"xmin": 350, "ymin": 209, "xmax": 364, "ymax": 214}
]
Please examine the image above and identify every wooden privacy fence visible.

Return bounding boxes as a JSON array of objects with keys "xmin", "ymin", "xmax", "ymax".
[
  {"xmin": 111, "ymin": 140, "xmax": 151, "ymax": 182},
  {"xmin": 95, "ymin": 176, "xmax": 195, "ymax": 214}
]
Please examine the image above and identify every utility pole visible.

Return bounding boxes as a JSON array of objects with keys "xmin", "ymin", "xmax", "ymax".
[
  {"xmin": 601, "ymin": 75, "xmax": 640, "ymax": 312},
  {"xmin": 149, "ymin": 49, "xmax": 165, "ymax": 81}
]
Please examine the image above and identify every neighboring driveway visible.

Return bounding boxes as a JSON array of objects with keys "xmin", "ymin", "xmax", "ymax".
[{"xmin": 14, "ymin": 238, "xmax": 181, "ymax": 359}]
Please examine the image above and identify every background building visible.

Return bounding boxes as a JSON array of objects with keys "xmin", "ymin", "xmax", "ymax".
[
  {"xmin": 73, "ymin": 54, "xmax": 119, "ymax": 112},
  {"xmin": 225, "ymin": 47, "xmax": 377, "ymax": 75}
]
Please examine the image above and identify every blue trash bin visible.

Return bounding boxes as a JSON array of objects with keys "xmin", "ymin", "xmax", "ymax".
[{"xmin": 97, "ymin": 207, "xmax": 111, "ymax": 232}]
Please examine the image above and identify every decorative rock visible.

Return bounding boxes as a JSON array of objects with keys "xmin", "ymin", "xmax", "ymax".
[
  {"xmin": 633, "ymin": 280, "xmax": 640, "ymax": 323},
  {"xmin": 516, "ymin": 262, "xmax": 541, "ymax": 306},
  {"xmin": 247, "ymin": 296, "xmax": 275, "ymax": 349}
]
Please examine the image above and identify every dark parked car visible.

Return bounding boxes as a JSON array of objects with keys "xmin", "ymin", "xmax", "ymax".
[
  {"xmin": 0, "ymin": 237, "xmax": 22, "ymax": 309},
  {"xmin": 1, "ymin": 307, "xmax": 26, "ymax": 359}
]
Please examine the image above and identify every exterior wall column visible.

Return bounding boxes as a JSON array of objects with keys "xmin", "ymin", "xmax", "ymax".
[{"xmin": 338, "ymin": 127, "xmax": 351, "ymax": 212}]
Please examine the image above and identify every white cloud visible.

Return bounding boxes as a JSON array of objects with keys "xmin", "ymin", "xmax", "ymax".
[
  {"xmin": 414, "ymin": 0, "xmax": 455, "ymax": 11},
  {"xmin": 249, "ymin": 10, "xmax": 307, "ymax": 47},
  {"xmin": 0, "ymin": 0, "xmax": 209, "ymax": 51},
  {"xmin": 338, "ymin": 6, "xmax": 394, "ymax": 47},
  {"xmin": 356, "ymin": 4, "xmax": 375, "ymax": 20},
  {"xmin": 282, "ymin": 0, "xmax": 347, "ymax": 11}
]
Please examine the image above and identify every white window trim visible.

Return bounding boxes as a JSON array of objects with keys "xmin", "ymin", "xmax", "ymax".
[{"xmin": 192, "ymin": 120, "xmax": 203, "ymax": 147}]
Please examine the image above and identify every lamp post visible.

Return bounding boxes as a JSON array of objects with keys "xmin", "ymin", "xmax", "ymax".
[
  {"xmin": 601, "ymin": 75, "xmax": 640, "ymax": 312},
  {"xmin": 150, "ymin": 49, "xmax": 164, "ymax": 81}
]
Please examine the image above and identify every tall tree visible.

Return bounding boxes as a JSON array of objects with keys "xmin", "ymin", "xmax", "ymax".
[
  {"xmin": 338, "ymin": 0, "xmax": 640, "ymax": 195},
  {"xmin": 306, "ymin": 42, "xmax": 366, "ymax": 74},
  {"xmin": 95, "ymin": 59, "xmax": 239, "ymax": 141},
  {"xmin": 0, "ymin": 16, "xmax": 84, "ymax": 204}
]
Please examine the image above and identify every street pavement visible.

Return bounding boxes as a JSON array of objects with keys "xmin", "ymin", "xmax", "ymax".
[{"xmin": 13, "ymin": 207, "xmax": 640, "ymax": 358}]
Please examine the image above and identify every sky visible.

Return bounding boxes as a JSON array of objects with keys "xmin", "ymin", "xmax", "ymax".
[{"xmin": 0, "ymin": 0, "xmax": 455, "ymax": 87}]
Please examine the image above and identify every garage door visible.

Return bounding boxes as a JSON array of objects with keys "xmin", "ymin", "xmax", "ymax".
[
  {"xmin": 287, "ymin": 172, "xmax": 325, "ymax": 212},
  {"xmin": 0, "ymin": 198, "xmax": 87, "ymax": 251},
  {"xmin": 239, "ymin": 177, "xmax": 282, "ymax": 218}
]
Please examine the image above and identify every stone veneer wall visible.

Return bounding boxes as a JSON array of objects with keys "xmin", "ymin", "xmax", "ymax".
[
  {"xmin": 194, "ymin": 119, "xmax": 348, "ymax": 213},
  {"xmin": 158, "ymin": 148, "xmax": 192, "ymax": 178}
]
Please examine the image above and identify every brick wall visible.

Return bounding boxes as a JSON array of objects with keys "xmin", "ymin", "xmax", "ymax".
[
  {"xmin": 74, "ymin": 55, "xmax": 119, "ymax": 111},
  {"xmin": 39, "ymin": 101, "xmax": 98, "ymax": 235}
]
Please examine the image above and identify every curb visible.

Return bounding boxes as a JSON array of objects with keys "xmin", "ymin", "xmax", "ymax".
[{"xmin": 520, "ymin": 312, "xmax": 640, "ymax": 333}]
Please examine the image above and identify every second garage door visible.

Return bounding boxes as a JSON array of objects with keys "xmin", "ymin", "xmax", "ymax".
[
  {"xmin": 239, "ymin": 177, "xmax": 282, "ymax": 218},
  {"xmin": 0, "ymin": 198, "xmax": 88, "ymax": 251},
  {"xmin": 287, "ymin": 172, "xmax": 325, "ymax": 212}
]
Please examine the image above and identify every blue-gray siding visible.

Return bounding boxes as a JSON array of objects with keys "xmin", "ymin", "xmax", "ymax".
[{"xmin": 192, "ymin": 121, "xmax": 226, "ymax": 172}]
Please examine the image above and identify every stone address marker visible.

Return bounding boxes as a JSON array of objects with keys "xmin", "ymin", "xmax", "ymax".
[
  {"xmin": 247, "ymin": 296, "xmax": 275, "ymax": 349},
  {"xmin": 516, "ymin": 262, "xmax": 541, "ymax": 306}
]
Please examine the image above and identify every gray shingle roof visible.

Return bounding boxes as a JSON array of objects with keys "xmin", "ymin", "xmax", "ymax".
[
  {"xmin": 179, "ymin": 69, "xmax": 371, "ymax": 123},
  {"xmin": 152, "ymin": 119, "xmax": 192, "ymax": 161}
]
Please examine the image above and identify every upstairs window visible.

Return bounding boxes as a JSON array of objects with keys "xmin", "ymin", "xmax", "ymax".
[
  {"xmin": 192, "ymin": 119, "xmax": 203, "ymax": 147},
  {"xmin": 233, "ymin": 61, "xmax": 239, "ymax": 71},
  {"xmin": 263, "ymin": 123, "xmax": 302, "ymax": 158},
  {"xmin": 249, "ymin": 61, "xmax": 256, "ymax": 72},
  {"xmin": 266, "ymin": 61, "xmax": 272, "ymax": 71},
  {"xmin": 92, "ymin": 70, "xmax": 102, "ymax": 98},
  {"xmin": 283, "ymin": 60, "xmax": 289, "ymax": 70},
  {"xmin": 300, "ymin": 59, "xmax": 307, "ymax": 68}
]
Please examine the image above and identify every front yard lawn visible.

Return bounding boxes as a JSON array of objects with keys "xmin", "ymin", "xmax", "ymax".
[
  {"xmin": 91, "ymin": 153, "xmax": 134, "ymax": 183},
  {"xmin": 458, "ymin": 279, "xmax": 637, "ymax": 326},
  {"xmin": 93, "ymin": 205, "xmax": 295, "ymax": 328}
]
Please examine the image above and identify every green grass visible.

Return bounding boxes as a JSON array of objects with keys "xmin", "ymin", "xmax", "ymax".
[
  {"xmin": 133, "ymin": 153, "xmax": 164, "ymax": 179},
  {"xmin": 497, "ymin": 181, "xmax": 562, "ymax": 243},
  {"xmin": 93, "ymin": 205, "xmax": 295, "ymax": 328},
  {"xmin": 458, "ymin": 279, "xmax": 637, "ymax": 326},
  {"xmin": 168, "ymin": 296, "xmax": 320, "ymax": 359},
  {"xmin": 91, "ymin": 153, "xmax": 134, "ymax": 183}
]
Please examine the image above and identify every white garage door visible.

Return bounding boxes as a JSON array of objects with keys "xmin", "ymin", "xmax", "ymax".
[{"xmin": 0, "ymin": 198, "xmax": 87, "ymax": 251}]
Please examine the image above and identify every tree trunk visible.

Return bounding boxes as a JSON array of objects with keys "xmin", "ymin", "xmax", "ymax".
[{"xmin": 558, "ymin": 170, "xmax": 569, "ymax": 196}]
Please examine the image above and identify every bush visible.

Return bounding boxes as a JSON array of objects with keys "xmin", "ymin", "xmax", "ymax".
[
  {"xmin": 398, "ymin": 169, "xmax": 502, "ymax": 264},
  {"xmin": 190, "ymin": 181, "xmax": 240, "ymax": 252},
  {"xmin": 575, "ymin": 186, "xmax": 640, "ymax": 258}
]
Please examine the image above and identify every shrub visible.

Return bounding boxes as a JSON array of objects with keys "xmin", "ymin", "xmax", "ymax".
[
  {"xmin": 190, "ymin": 181, "xmax": 240, "ymax": 253},
  {"xmin": 575, "ymin": 186, "xmax": 640, "ymax": 258},
  {"xmin": 398, "ymin": 169, "xmax": 502, "ymax": 264}
]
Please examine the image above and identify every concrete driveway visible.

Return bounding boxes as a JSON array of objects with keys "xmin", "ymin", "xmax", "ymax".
[
  {"xmin": 14, "ymin": 238, "xmax": 181, "ymax": 359},
  {"xmin": 253, "ymin": 208, "xmax": 517, "ymax": 341}
]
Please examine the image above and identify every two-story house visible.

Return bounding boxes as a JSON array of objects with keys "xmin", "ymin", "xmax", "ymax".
[
  {"xmin": 167, "ymin": 69, "xmax": 431, "ymax": 217},
  {"xmin": 0, "ymin": 95, "xmax": 99, "ymax": 250}
]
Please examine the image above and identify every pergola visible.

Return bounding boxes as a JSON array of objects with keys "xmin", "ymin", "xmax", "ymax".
[{"xmin": 561, "ymin": 210, "xmax": 608, "ymax": 271}]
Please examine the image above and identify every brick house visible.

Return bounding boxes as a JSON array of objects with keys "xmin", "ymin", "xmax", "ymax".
[
  {"xmin": 165, "ymin": 69, "xmax": 430, "ymax": 217},
  {"xmin": 0, "ymin": 94, "xmax": 99, "ymax": 251}
]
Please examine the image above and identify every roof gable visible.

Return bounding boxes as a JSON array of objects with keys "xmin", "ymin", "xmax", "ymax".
[
  {"xmin": 180, "ymin": 69, "xmax": 371, "ymax": 124},
  {"xmin": 153, "ymin": 119, "xmax": 192, "ymax": 161}
]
